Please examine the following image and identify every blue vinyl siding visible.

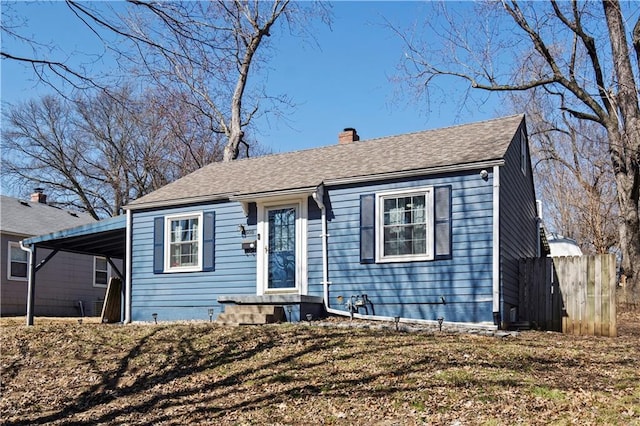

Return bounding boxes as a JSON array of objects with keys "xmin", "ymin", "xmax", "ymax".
[
  {"xmin": 131, "ymin": 202, "xmax": 257, "ymax": 321},
  {"xmin": 307, "ymin": 197, "xmax": 324, "ymax": 295},
  {"xmin": 499, "ymin": 124, "xmax": 539, "ymax": 319},
  {"xmin": 313, "ymin": 172, "xmax": 495, "ymax": 324}
]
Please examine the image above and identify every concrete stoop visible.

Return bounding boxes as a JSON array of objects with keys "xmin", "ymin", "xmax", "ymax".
[{"xmin": 216, "ymin": 304, "xmax": 286, "ymax": 326}]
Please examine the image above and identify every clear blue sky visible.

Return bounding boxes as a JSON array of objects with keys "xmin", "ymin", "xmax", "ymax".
[{"xmin": 1, "ymin": 1, "xmax": 504, "ymax": 156}]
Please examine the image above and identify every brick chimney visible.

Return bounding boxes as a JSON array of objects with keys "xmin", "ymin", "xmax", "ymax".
[
  {"xmin": 30, "ymin": 188, "xmax": 47, "ymax": 204},
  {"xmin": 338, "ymin": 127, "xmax": 359, "ymax": 144}
]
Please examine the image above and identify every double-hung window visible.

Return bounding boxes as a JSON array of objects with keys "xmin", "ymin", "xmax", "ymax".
[
  {"xmin": 376, "ymin": 188, "xmax": 434, "ymax": 262},
  {"xmin": 153, "ymin": 211, "xmax": 215, "ymax": 274},
  {"xmin": 361, "ymin": 185, "xmax": 451, "ymax": 264},
  {"xmin": 8, "ymin": 242, "xmax": 28, "ymax": 280},
  {"xmin": 165, "ymin": 212, "xmax": 203, "ymax": 272},
  {"xmin": 93, "ymin": 256, "xmax": 110, "ymax": 287}
]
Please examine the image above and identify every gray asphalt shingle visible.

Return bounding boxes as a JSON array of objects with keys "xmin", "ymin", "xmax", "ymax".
[
  {"xmin": 127, "ymin": 114, "xmax": 524, "ymax": 209},
  {"xmin": 0, "ymin": 195, "xmax": 96, "ymax": 237}
]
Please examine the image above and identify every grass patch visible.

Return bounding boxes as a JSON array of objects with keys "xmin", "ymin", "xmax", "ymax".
[
  {"xmin": 531, "ymin": 386, "xmax": 566, "ymax": 401},
  {"xmin": 1, "ymin": 315, "xmax": 639, "ymax": 424}
]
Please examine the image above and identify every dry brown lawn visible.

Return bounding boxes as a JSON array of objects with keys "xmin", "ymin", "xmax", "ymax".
[{"xmin": 1, "ymin": 312, "xmax": 639, "ymax": 425}]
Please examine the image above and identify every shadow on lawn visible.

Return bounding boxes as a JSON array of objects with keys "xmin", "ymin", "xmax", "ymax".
[
  {"xmin": 6, "ymin": 326, "xmax": 389, "ymax": 425},
  {"xmin": 5, "ymin": 323, "xmax": 638, "ymax": 425}
]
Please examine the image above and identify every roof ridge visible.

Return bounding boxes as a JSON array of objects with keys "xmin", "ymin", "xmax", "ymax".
[
  {"xmin": 209, "ymin": 113, "xmax": 525, "ymax": 166},
  {"xmin": 363, "ymin": 113, "xmax": 524, "ymax": 143}
]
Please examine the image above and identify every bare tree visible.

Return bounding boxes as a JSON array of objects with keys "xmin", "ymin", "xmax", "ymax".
[
  {"xmin": 2, "ymin": 87, "xmax": 227, "ymax": 218},
  {"xmin": 0, "ymin": 1, "xmax": 117, "ymax": 94},
  {"xmin": 514, "ymin": 89, "xmax": 619, "ymax": 254},
  {"xmin": 4, "ymin": 1, "xmax": 330, "ymax": 162},
  {"xmin": 66, "ymin": 0, "xmax": 330, "ymax": 162},
  {"xmin": 397, "ymin": 0, "xmax": 640, "ymax": 308}
]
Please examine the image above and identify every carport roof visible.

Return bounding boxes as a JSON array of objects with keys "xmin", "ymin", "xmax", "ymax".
[{"xmin": 22, "ymin": 215, "xmax": 126, "ymax": 259}]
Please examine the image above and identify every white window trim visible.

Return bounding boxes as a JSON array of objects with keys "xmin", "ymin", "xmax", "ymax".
[
  {"xmin": 93, "ymin": 256, "xmax": 111, "ymax": 288},
  {"xmin": 164, "ymin": 211, "xmax": 204, "ymax": 273},
  {"xmin": 256, "ymin": 197, "xmax": 308, "ymax": 296},
  {"xmin": 7, "ymin": 241, "xmax": 28, "ymax": 281},
  {"xmin": 375, "ymin": 187, "xmax": 434, "ymax": 263}
]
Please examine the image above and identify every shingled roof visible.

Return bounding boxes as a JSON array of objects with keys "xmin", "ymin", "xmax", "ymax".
[
  {"xmin": 0, "ymin": 195, "xmax": 96, "ymax": 237},
  {"xmin": 126, "ymin": 114, "xmax": 524, "ymax": 210}
]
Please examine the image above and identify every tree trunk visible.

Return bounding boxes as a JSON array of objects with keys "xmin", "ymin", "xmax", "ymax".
[
  {"xmin": 603, "ymin": 0, "xmax": 640, "ymax": 309},
  {"xmin": 609, "ymin": 126, "xmax": 640, "ymax": 309}
]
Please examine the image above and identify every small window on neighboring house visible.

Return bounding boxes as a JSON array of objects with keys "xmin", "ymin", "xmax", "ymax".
[
  {"xmin": 521, "ymin": 128, "xmax": 527, "ymax": 175},
  {"xmin": 8, "ymin": 242, "xmax": 28, "ymax": 281},
  {"xmin": 165, "ymin": 212, "xmax": 203, "ymax": 272},
  {"xmin": 94, "ymin": 256, "xmax": 109, "ymax": 287}
]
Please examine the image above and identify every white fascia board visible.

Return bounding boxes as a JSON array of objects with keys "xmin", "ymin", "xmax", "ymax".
[
  {"xmin": 324, "ymin": 160, "xmax": 505, "ymax": 187},
  {"xmin": 123, "ymin": 193, "xmax": 234, "ymax": 211}
]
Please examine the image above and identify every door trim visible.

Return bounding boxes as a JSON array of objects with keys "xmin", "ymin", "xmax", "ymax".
[{"xmin": 256, "ymin": 197, "xmax": 308, "ymax": 296}]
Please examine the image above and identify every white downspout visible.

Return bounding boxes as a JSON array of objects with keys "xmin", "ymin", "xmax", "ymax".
[
  {"xmin": 124, "ymin": 209, "xmax": 132, "ymax": 323},
  {"xmin": 492, "ymin": 165, "xmax": 501, "ymax": 323},
  {"xmin": 312, "ymin": 185, "xmax": 339, "ymax": 315},
  {"xmin": 19, "ymin": 241, "xmax": 35, "ymax": 326},
  {"xmin": 312, "ymin": 185, "xmax": 495, "ymax": 330}
]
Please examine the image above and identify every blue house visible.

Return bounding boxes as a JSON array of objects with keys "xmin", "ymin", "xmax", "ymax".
[{"xmin": 122, "ymin": 114, "xmax": 539, "ymax": 328}]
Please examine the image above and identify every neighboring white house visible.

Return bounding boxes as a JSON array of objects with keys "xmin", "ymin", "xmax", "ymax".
[{"xmin": 547, "ymin": 233, "xmax": 583, "ymax": 257}]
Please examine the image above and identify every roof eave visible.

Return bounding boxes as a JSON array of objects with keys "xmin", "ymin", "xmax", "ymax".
[
  {"xmin": 123, "ymin": 159, "xmax": 505, "ymax": 211},
  {"xmin": 230, "ymin": 185, "xmax": 320, "ymax": 202},
  {"xmin": 123, "ymin": 193, "xmax": 233, "ymax": 211},
  {"xmin": 324, "ymin": 159, "xmax": 505, "ymax": 186}
]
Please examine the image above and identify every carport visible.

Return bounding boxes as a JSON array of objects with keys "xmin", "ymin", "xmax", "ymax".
[{"xmin": 21, "ymin": 215, "xmax": 127, "ymax": 326}]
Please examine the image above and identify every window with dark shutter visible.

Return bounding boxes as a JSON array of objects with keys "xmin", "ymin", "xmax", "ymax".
[
  {"xmin": 360, "ymin": 194, "xmax": 375, "ymax": 263},
  {"xmin": 434, "ymin": 185, "xmax": 452, "ymax": 259},
  {"xmin": 202, "ymin": 211, "xmax": 215, "ymax": 271},
  {"xmin": 153, "ymin": 217, "xmax": 164, "ymax": 273}
]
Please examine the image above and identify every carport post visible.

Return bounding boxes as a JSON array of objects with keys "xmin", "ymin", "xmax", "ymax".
[
  {"xmin": 23, "ymin": 244, "xmax": 36, "ymax": 326},
  {"xmin": 124, "ymin": 209, "xmax": 132, "ymax": 323}
]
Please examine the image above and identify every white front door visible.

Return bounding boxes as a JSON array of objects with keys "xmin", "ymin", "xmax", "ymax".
[{"xmin": 257, "ymin": 199, "xmax": 307, "ymax": 295}]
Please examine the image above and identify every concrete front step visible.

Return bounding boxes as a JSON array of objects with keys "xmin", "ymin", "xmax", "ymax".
[
  {"xmin": 223, "ymin": 305, "xmax": 282, "ymax": 315},
  {"xmin": 217, "ymin": 305, "xmax": 286, "ymax": 325}
]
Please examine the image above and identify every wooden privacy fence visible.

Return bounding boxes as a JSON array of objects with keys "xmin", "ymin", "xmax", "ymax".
[{"xmin": 519, "ymin": 254, "xmax": 617, "ymax": 336}]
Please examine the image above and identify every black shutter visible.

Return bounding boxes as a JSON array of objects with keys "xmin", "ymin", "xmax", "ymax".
[
  {"xmin": 202, "ymin": 211, "xmax": 215, "ymax": 272},
  {"xmin": 153, "ymin": 217, "xmax": 164, "ymax": 274},
  {"xmin": 360, "ymin": 194, "xmax": 375, "ymax": 263},
  {"xmin": 434, "ymin": 185, "xmax": 452, "ymax": 259}
]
